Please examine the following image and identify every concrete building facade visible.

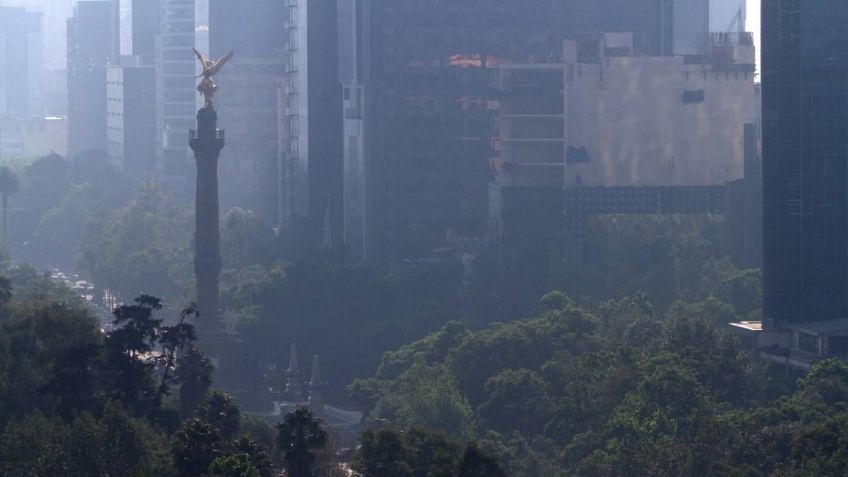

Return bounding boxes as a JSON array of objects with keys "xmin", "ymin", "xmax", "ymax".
[{"xmin": 491, "ymin": 33, "xmax": 757, "ymax": 258}]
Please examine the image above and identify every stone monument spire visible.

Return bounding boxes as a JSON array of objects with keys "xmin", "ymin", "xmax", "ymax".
[
  {"xmin": 284, "ymin": 343, "xmax": 305, "ymax": 402},
  {"xmin": 189, "ymin": 49, "xmax": 231, "ymax": 336},
  {"xmin": 308, "ymin": 354, "xmax": 324, "ymax": 415}
]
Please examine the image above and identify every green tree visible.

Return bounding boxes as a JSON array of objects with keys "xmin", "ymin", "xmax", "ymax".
[
  {"xmin": 209, "ymin": 453, "xmax": 261, "ymax": 477},
  {"xmin": 0, "ymin": 166, "xmax": 19, "ymax": 238},
  {"xmin": 354, "ymin": 428, "xmax": 414, "ymax": 477},
  {"xmin": 458, "ymin": 443, "xmax": 507, "ymax": 477},
  {"xmin": 353, "ymin": 428, "xmax": 504, "ymax": 477},
  {"xmin": 172, "ymin": 418, "xmax": 225, "ymax": 477},
  {"xmin": 276, "ymin": 407, "xmax": 329, "ymax": 477},
  {"xmin": 176, "ymin": 346, "xmax": 214, "ymax": 419},
  {"xmin": 197, "ymin": 392, "xmax": 241, "ymax": 440},
  {"xmin": 232, "ymin": 436, "xmax": 274, "ymax": 477},
  {"xmin": 478, "ymin": 369, "xmax": 553, "ymax": 439}
]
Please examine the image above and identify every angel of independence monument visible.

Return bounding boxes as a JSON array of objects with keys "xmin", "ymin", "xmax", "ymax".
[{"xmin": 190, "ymin": 49, "xmax": 233, "ymax": 341}]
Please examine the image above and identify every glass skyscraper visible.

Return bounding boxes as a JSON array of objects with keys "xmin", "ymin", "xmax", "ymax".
[{"xmin": 762, "ymin": 0, "xmax": 848, "ymax": 328}]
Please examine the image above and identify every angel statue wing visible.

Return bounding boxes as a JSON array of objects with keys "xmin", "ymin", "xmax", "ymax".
[
  {"xmin": 209, "ymin": 50, "xmax": 234, "ymax": 76},
  {"xmin": 193, "ymin": 48, "xmax": 208, "ymax": 67}
]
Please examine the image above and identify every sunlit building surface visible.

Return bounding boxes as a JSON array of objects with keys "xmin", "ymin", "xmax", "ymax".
[{"xmin": 491, "ymin": 33, "xmax": 757, "ymax": 260}]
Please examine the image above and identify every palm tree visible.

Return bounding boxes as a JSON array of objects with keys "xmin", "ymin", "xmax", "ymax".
[
  {"xmin": 0, "ymin": 167, "xmax": 18, "ymax": 238},
  {"xmin": 175, "ymin": 345, "xmax": 214, "ymax": 419},
  {"xmin": 276, "ymin": 407, "xmax": 329, "ymax": 477}
]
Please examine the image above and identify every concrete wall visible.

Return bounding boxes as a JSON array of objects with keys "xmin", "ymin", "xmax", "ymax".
[{"xmin": 564, "ymin": 45, "xmax": 757, "ymax": 188}]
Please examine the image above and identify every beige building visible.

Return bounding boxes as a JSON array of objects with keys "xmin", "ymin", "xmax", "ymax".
[{"xmin": 496, "ymin": 32, "xmax": 757, "ymax": 190}]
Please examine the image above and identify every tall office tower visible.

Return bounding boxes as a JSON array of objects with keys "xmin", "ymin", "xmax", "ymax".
[
  {"xmin": 107, "ymin": 64, "xmax": 156, "ymax": 172},
  {"xmin": 208, "ymin": 0, "xmax": 287, "ymax": 221},
  {"xmin": 67, "ymin": 1, "xmax": 111, "ymax": 157},
  {"xmin": 558, "ymin": 0, "xmax": 699, "ymax": 57},
  {"xmin": 0, "ymin": 7, "xmax": 43, "ymax": 123},
  {"xmin": 284, "ymin": 0, "xmax": 343, "ymax": 244},
  {"xmin": 762, "ymin": 1, "xmax": 848, "ymax": 329},
  {"xmin": 157, "ymin": 0, "xmax": 197, "ymax": 176},
  {"xmin": 107, "ymin": 0, "xmax": 160, "ymax": 173},
  {"xmin": 339, "ymin": 0, "xmax": 364, "ymax": 253},
  {"xmin": 112, "ymin": 0, "xmax": 161, "ymax": 65},
  {"xmin": 345, "ymin": 0, "xmax": 702, "ymax": 260},
  {"xmin": 208, "ymin": 0, "xmax": 286, "ymax": 58},
  {"xmin": 672, "ymin": 0, "xmax": 710, "ymax": 55}
]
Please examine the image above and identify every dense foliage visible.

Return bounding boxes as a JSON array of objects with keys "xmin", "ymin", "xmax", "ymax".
[
  {"xmin": 350, "ymin": 277, "xmax": 848, "ymax": 475},
  {"xmin": 0, "ymin": 275, "xmax": 340, "ymax": 477}
]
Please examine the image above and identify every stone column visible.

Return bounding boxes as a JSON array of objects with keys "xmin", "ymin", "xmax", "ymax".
[{"xmin": 190, "ymin": 106, "xmax": 225, "ymax": 335}]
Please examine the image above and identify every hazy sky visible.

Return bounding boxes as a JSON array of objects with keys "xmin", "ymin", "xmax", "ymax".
[
  {"xmin": 3, "ymin": 0, "xmax": 74, "ymax": 69},
  {"xmin": 3, "ymin": 0, "xmax": 762, "ymax": 72},
  {"xmin": 747, "ymin": 1, "xmax": 760, "ymax": 47}
]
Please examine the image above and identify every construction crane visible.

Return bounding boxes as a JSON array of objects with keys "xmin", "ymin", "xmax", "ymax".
[{"xmin": 726, "ymin": 3, "xmax": 746, "ymax": 33}]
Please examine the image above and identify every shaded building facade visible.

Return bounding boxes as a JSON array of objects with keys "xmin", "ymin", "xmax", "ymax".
[
  {"xmin": 762, "ymin": 1, "xmax": 848, "ymax": 329},
  {"xmin": 0, "ymin": 6, "xmax": 43, "ymax": 122},
  {"xmin": 67, "ymin": 1, "xmax": 111, "ymax": 156},
  {"xmin": 156, "ymin": 0, "xmax": 197, "ymax": 176},
  {"xmin": 208, "ymin": 0, "xmax": 288, "ymax": 223},
  {"xmin": 346, "ymin": 0, "xmax": 711, "ymax": 260},
  {"xmin": 284, "ymin": 0, "xmax": 343, "ymax": 244},
  {"xmin": 112, "ymin": 0, "xmax": 161, "ymax": 65},
  {"xmin": 106, "ymin": 63, "xmax": 156, "ymax": 173}
]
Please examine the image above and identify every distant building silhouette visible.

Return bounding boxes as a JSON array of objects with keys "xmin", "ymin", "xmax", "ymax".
[
  {"xmin": 208, "ymin": 0, "xmax": 288, "ymax": 222},
  {"xmin": 157, "ymin": 0, "xmax": 197, "ymax": 176},
  {"xmin": 282, "ymin": 0, "xmax": 343, "ymax": 247},
  {"xmin": 107, "ymin": 62, "xmax": 156, "ymax": 173},
  {"xmin": 67, "ymin": 1, "xmax": 111, "ymax": 156}
]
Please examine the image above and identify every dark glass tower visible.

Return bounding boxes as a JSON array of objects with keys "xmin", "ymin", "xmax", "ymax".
[
  {"xmin": 347, "ymin": 0, "xmax": 689, "ymax": 260},
  {"xmin": 762, "ymin": 1, "xmax": 848, "ymax": 328}
]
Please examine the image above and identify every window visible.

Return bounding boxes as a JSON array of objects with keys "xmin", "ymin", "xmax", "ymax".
[{"xmin": 799, "ymin": 332, "xmax": 820, "ymax": 354}]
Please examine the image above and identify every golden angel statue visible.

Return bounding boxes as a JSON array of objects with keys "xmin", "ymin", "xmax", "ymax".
[{"xmin": 194, "ymin": 48, "xmax": 234, "ymax": 108}]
